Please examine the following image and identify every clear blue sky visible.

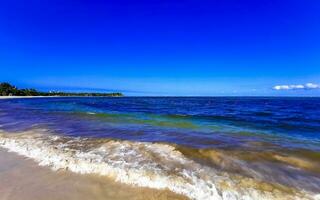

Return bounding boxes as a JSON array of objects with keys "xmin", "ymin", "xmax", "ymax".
[{"xmin": 1, "ymin": 0, "xmax": 320, "ymax": 96}]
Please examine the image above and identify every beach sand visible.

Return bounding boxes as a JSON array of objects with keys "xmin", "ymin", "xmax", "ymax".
[
  {"xmin": 0, "ymin": 149, "xmax": 187, "ymax": 200},
  {"xmin": 0, "ymin": 96, "xmax": 67, "ymax": 99}
]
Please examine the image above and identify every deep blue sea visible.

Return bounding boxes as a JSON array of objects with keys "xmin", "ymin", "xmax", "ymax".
[
  {"xmin": 0, "ymin": 97, "xmax": 319, "ymax": 199},
  {"xmin": 1, "ymin": 97, "xmax": 319, "ymax": 150}
]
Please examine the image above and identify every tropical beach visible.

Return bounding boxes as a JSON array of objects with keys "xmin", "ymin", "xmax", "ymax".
[
  {"xmin": 0, "ymin": 97, "xmax": 320, "ymax": 200},
  {"xmin": 1, "ymin": 0, "xmax": 320, "ymax": 199},
  {"xmin": 0, "ymin": 95, "xmax": 184, "ymax": 200},
  {"xmin": 0, "ymin": 149, "xmax": 185, "ymax": 200}
]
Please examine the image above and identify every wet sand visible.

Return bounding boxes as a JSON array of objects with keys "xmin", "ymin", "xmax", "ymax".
[{"xmin": 0, "ymin": 149, "xmax": 187, "ymax": 200}]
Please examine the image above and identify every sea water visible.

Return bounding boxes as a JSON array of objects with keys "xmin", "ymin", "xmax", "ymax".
[{"xmin": 0, "ymin": 97, "xmax": 319, "ymax": 199}]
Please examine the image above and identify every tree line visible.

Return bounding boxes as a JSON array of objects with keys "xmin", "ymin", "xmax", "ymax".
[{"xmin": 0, "ymin": 82, "xmax": 123, "ymax": 97}]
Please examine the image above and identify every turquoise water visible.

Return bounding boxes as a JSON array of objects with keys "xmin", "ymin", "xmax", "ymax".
[
  {"xmin": 0, "ymin": 97, "xmax": 319, "ymax": 198},
  {"xmin": 0, "ymin": 97, "xmax": 319, "ymax": 150}
]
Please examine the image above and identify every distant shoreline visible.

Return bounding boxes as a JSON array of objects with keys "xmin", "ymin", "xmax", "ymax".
[
  {"xmin": 1, "ymin": 96, "xmax": 320, "ymax": 99},
  {"xmin": 0, "ymin": 82, "xmax": 123, "ymax": 97},
  {"xmin": 0, "ymin": 96, "xmax": 122, "ymax": 99},
  {"xmin": 0, "ymin": 96, "xmax": 55, "ymax": 99}
]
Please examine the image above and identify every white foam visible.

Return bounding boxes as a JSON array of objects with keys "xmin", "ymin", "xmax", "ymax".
[
  {"xmin": 0, "ymin": 132, "xmax": 316, "ymax": 200},
  {"xmin": 86, "ymin": 112, "xmax": 96, "ymax": 115}
]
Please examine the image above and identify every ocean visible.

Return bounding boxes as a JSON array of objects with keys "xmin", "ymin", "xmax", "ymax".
[{"xmin": 0, "ymin": 97, "xmax": 319, "ymax": 200}]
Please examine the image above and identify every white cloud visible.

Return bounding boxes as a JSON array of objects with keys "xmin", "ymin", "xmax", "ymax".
[
  {"xmin": 273, "ymin": 83, "xmax": 320, "ymax": 90},
  {"xmin": 305, "ymin": 83, "xmax": 319, "ymax": 89}
]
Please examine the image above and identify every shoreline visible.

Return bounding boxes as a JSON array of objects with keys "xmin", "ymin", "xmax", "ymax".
[
  {"xmin": 0, "ymin": 96, "xmax": 121, "ymax": 99},
  {"xmin": 0, "ymin": 96, "xmax": 63, "ymax": 99},
  {"xmin": 0, "ymin": 148, "xmax": 187, "ymax": 200},
  {"xmin": 1, "ymin": 97, "xmax": 320, "ymax": 200},
  {"xmin": 1, "ymin": 129, "xmax": 318, "ymax": 200}
]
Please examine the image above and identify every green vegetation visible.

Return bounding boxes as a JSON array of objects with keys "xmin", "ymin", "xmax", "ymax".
[{"xmin": 0, "ymin": 82, "xmax": 123, "ymax": 97}]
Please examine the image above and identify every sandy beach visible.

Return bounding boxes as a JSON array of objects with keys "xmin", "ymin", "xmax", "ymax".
[
  {"xmin": 0, "ymin": 96, "xmax": 55, "ymax": 99},
  {"xmin": 1, "ymin": 97, "xmax": 319, "ymax": 200},
  {"xmin": 0, "ymin": 149, "xmax": 187, "ymax": 200},
  {"xmin": 1, "ymin": 0, "xmax": 319, "ymax": 199},
  {"xmin": 0, "ymin": 96, "xmax": 77, "ymax": 99}
]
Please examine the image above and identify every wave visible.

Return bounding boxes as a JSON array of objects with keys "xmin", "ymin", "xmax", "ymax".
[
  {"xmin": 0, "ymin": 129, "xmax": 319, "ymax": 200},
  {"xmin": 86, "ymin": 112, "xmax": 96, "ymax": 115}
]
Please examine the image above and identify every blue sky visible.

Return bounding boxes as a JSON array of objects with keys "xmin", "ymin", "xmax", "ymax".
[{"xmin": 1, "ymin": 0, "xmax": 320, "ymax": 96}]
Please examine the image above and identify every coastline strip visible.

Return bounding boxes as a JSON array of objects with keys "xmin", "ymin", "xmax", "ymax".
[{"xmin": 0, "ymin": 130, "xmax": 318, "ymax": 200}]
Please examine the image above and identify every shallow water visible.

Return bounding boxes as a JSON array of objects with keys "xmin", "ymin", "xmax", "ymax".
[
  {"xmin": 0, "ymin": 149, "xmax": 186, "ymax": 200},
  {"xmin": 0, "ymin": 97, "xmax": 320, "ymax": 199}
]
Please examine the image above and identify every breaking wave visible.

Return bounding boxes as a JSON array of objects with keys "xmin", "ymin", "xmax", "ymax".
[{"xmin": 0, "ymin": 129, "xmax": 319, "ymax": 200}]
